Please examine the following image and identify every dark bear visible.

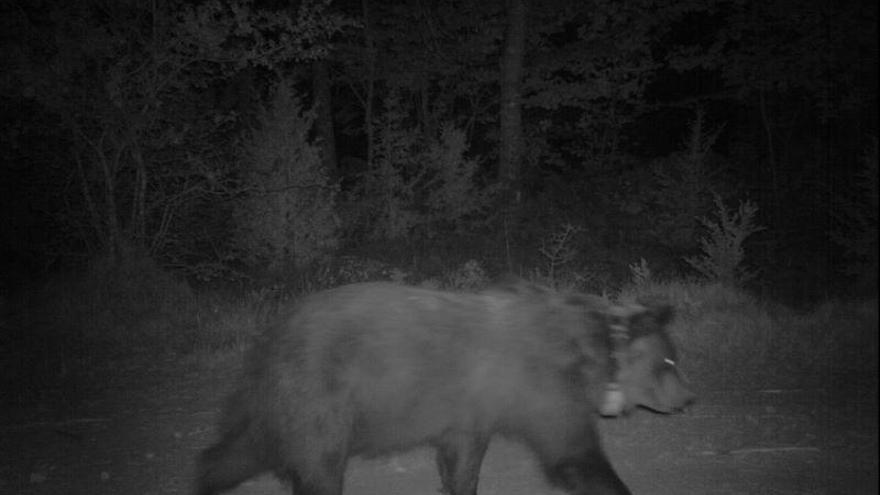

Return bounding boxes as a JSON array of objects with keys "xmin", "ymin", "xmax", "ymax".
[
  {"xmin": 594, "ymin": 301, "xmax": 695, "ymax": 417},
  {"xmin": 486, "ymin": 278, "xmax": 695, "ymax": 417},
  {"xmin": 196, "ymin": 282, "xmax": 691, "ymax": 495}
]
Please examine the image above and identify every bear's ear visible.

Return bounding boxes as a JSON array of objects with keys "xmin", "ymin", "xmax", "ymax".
[
  {"xmin": 627, "ymin": 304, "xmax": 675, "ymax": 338},
  {"xmin": 633, "ymin": 297, "xmax": 675, "ymax": 326},
  {"xmin": 651, "ymin": 304, "xmax": 675, "ymax": 327}
]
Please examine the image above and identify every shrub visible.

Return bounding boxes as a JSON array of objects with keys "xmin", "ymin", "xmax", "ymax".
[
  {"xmin": 684, "ymin": 194, "xmax": 765, "ymax": 287},
  {"xmin": 537, "ymin": 223, "xmax": 585, "ymax": 285},
  {"xmin": 646, "ymin": 109, "xmax": 728, "ymax": 250},
  {"xmin": 442, "ymin": 259, "xmax": 489, "ymax": 291},
  {"xmin": 348, "ymin": 92, "xmax": 493, "ymax": 242},
  {"xmin": 233, "ymin": 83, "xmax": 339, "ymax": 274},
  {"xmin": 287, "ymin": 256, "xmax": 406, "ymax": 295},
  {"xmin": 628, "ymin": 257, "xmax": 652, "ymax": 288},
  {"xmin": 619, "ymin": 277, "xmax": 877, "ymax": 389}
]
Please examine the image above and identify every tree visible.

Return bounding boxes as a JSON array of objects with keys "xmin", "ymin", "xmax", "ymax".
[
  {"xmin": 1, "ymin": 0, "xmax": 351, "ymax": 269},
  {"xmin": 235, "ymin": 84, "xmax": 339, "ymax": 273},
  {"xmin": 312, "ymin": 58, "xmax": 338, "ymax": 178},
  {"xmin": 668, "ymin": 0, "xmax": 877, "ymax": 215},
  {"xmin": 350, "ymin": 92, "xmax": 492, "ymax": 242},
  {"xmin": 499, "ymin": 0, "xmax": 528, "ymax": 198},
  {"xmin": 334, "ymin": 0, "xmax": 503, "ymax": 170},
  {"xmin": 666, "ymin": 0, "xmax": 877, "ymax": 294}
]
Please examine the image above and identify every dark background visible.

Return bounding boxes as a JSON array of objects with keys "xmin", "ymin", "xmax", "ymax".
[
  {"xmin": 1, "ymin": 0, "xmax": 877, "ymax": 304},
  {"xmin": 0, "ymin": 7, "xmax": 876, "ymax": 493}
]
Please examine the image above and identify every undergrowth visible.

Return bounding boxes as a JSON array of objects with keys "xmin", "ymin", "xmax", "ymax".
[
  {"xmin": 6, "ymin": 247, "xmax": 875, "ymax": 408},
  {"xmin": 619, "ymin": 277, "xmax": 878, "ymax": 390}
]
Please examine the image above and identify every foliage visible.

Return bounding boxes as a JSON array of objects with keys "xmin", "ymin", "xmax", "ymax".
[
  {"xmin": 233, "ymin": 84, "xmax": 339, "ymax": 273},
  {"xmin": 176, "ymin": 0, "xmax": 355, "ymax": 68},
  {"xmin": 334, "ymin": 0, "xmax": 700, "ymax": 179},
  {"xmin": 0, "ymin": 0, "xmax": 351, "ymax": 271},
  {"xmin": 288, "ymin": 256, "xmax": 405, "ymax": 296},
  {"xmin": 619, "ymin": 278, "xmax": 878, "ymax": 389},
  {"xmin": 441, "ymin": 259, "xmax": 489, "ymax": 291},
  {"xmin": 526, "ymin": 0, "xmax": 679, "ymax": 161},
  {"xmin": 589, "ymin": 109, "xmax": 730, "ymax": 278},
  {"xmin": 0, "ymin": 0, "xmax": 874, "ymax": 302},
  {"xmin": 684, "ymin": 194, "xmax": 765, "ymax": 287},
  {"xmin": 669, "ymin": 0, "xmax": 876, "ymax": 120},
  {"xmin": 334, "ymin": 0, "xmax": 503, "ymax": 137},
  {"xmin": 618, "ymin": 278, "xmax": 771, "ymax": 387},
  {"xmin": 628, "ymin": 257, "xmax": 652, "ymax": 288},
  {"xmin": 537, "ymin": 223, "xmax": 585, "ymax": 284},
  {"xmin": 349, "ymin": 93, "xmax": 493, "ymax": 241},
  {"xmin": 647, "ymin": 109, "xmax": 727, "ymax": 249},
  {"xmin": 665, "ymin": 1, "xmax": 876, "ymax": 301}
]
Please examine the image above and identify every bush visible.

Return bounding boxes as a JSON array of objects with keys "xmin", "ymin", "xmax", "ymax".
[
  {"xmin": 831, "ymin": 139, "xmax": 878, "ymax": 294},
  {"xmin": 537, "ymin": 223, "xmax": 584, "ymax": 285},
  {"xmin": 287, "ymin": 256, "xmax": 407, "ymax": 295},
  {"xmin": 347, "ymin": 92, "xmax": 493, "ymax": 242},
  {"xmin": 684, "ymin": 194, "xmax": 765, "ymax": 287},
  {"xmin": 233, "ymin": 82, "xmax": 339, "ymax": 274},
  {"xmin": 645, "ymin": 109, "xmax": 728, "ymax": 250},
  {"xmin": 617, "ymin": 277, "xmax": 877, "ymax": 390},
  {"xmin": 440, "ymin": 259, "xmax": 489, "ymax": 291}
]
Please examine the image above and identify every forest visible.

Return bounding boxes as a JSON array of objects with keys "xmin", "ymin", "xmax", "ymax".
[
  {"xmin": 0, "ymin": 2, "xmax": 877, "ymax": 493},
  {"xmin": 1, "ymin": 0, "xmax": 875, "ymax": 300},
  {"xmin": 0, "ymin": 0, "xmax": 876, "ymax": 361}
]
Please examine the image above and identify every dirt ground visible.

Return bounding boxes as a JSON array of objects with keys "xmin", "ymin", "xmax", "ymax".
[{"xmin": 1, "ymin": 353, "xmax": 877, "ymax": 495}]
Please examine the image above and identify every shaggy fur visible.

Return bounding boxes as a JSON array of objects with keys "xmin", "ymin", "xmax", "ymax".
[{"xmin": 196, "ymin": 282, "xmax": 689, "ymax": 495}]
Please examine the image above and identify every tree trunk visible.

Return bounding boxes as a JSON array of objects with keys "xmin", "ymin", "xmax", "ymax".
[
  {"xmin": 75, "ymin": 151, "xmax": 102, "ymax": 254},
  {"xmin": 313, "ymin": 59, "xmax": 338, "ymax": 178},
  {"xmin": 759, "ymin": 88, "xmax": 783, "ymax": 234},
  {"xmin": 97, "ymin": 141, "xmax": 123, "ymax": 260},
  {"xmin": 499, "ymin": 0, "xmax": 527, "ymax": 202},
  {"xmin": 419, "ymin": 76, "xmax": 433, "ymax": 137},
  {"xmin": 362, "ymin": 0, "xmax": 376, "ymax": 168},
  {"xmin": 131, "ymin": 146, "xmax": 147, "ymax": 247}
]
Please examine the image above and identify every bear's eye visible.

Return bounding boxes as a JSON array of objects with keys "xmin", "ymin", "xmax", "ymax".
[
  {"xmin": 626, "ymin": 349, "xmax": 645, "ymax": 364},
  {"xmin": 651, "ymin": 357, "xmax": 677, "ymax": 375}
]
